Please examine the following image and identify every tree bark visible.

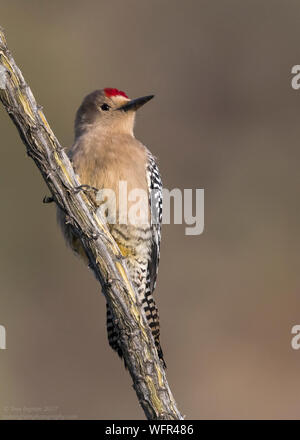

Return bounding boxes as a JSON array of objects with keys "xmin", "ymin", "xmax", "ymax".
[{"xmin": 0, "ymin": 28, "xmax": 183, "ymax": 420}]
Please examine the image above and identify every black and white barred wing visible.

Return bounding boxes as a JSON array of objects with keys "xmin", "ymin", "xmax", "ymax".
[{"xmin": 146, "ymin": 152, "xmax": 163, "ymax": 294}]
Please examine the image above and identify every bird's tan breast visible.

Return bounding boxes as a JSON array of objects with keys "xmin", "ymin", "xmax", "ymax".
[
  {"xmin": 70, "ymin": 131, "xmax": 150, "ymax": 225},
  {"xmin": 71, "ymin": 131, "xmax": 148, "ymax": 190}
]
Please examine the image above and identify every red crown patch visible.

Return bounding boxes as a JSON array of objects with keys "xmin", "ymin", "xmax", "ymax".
[{"xmin": 104, "ymin": 88, "xmax": 128, "ymax": 99}]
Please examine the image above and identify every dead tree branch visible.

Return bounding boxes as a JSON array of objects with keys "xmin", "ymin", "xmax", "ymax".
[{"xmin": 0, "ymin": 28, "xmax": 183, "ymax": 420}]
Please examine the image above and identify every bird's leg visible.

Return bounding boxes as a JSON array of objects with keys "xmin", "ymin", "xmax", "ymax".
[
  {"xmin": 73, "ymin": 184, "xmax": 99, "ymax": 195},
  {"xmin": 43, "ymin": 183, "xmax": 98, "ymax": 205}
]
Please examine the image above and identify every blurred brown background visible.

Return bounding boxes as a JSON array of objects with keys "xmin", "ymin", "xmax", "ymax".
[{"xmin": 1, "ymin": 0, "xmax": 300, "ymax": 420}]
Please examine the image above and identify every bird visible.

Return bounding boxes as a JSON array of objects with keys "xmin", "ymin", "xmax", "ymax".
[{"xmin": 57, "ymin": 88, "xmax": 165, "ymax": 367}]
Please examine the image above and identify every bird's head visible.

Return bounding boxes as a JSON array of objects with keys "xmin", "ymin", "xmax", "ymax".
[{"xmin": 74, "ymin": 88, "xmax": 154, "ymax": 138}]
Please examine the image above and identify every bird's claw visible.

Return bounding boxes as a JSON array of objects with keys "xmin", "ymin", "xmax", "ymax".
[
  {"xmin": 43, "ymin": 195, "xmax": 54, "ymax": 204},
  {"xmin": 73, "ymin": 184, "xmax": 98, "ymax": 195}
]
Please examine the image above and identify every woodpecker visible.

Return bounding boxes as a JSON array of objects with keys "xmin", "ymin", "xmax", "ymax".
[{"xmin": 57, "ymin": 88, "xmax": 165, "ymax": 367}]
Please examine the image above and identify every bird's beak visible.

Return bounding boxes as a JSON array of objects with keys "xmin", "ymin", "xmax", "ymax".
[{"xmin": 116, "ymin": 95, "xmax": 154, "ymax": 112}]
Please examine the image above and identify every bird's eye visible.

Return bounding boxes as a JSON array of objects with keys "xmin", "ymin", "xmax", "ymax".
[{"xmin": 101, "ymin": 103, "xmax": 110, "ymax": 111}]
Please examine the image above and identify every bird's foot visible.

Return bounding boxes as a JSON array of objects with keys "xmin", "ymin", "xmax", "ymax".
[{"xmin": 73, "ymin": 184, "xmax": 98, "ymax": 195}]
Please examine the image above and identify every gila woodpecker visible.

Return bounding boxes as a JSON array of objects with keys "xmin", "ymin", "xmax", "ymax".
[{"xmin": 57, "ymin": 88, "xmax": 165, "ymax": 367}]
